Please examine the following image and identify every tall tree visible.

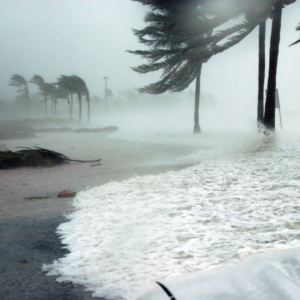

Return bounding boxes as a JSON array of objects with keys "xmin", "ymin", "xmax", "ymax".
[
  {"xmin": 253, "ymin": 0, "xmax": 296, "ymax": 129},
  {"xmin": 130, "ymin": 0, "xmax": 265, "ymax": 133},
  {"xmin": 131, "ymin": 0, "xmax": 297, "ymax": 132},
  {"xmin": 8, "ymin": 75, "xmax": 30, "ymax": 116},
  {"xmin": 72, "ymin": 75, "xmax": 90, "ymax": 123},
  {"xmin": 264, "ymin": 0, "xmax": 284, "ymax": 130}
]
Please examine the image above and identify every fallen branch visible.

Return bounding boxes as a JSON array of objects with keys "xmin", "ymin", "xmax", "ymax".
[{"xmin": 0, "ymin": 147, "xmax": 101, "ymax": 169}]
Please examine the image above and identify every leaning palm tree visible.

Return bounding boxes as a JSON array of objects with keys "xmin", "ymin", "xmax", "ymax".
[
  {"xmin": 130, "ymin": 0, "xmax": 266, "ymax": 133},
  {"xmin": 56, "ymin": 75, "xmax": 76, "ymax": 119},
  {"xmin": 30, "ymin": 75, "xmax": 58, "ymax": 118},
  {"xmin": 70, "ymin": 75, "xmax": 91, "ymax": 123},
  {"xmin": 56, "ymin": 75, "xmax": 90, "ymax": 123},
  {"xmin": 8, "ymin": 74, "xmax": 30, "ymax": 116},
  {"xmin": 131, "ymin": 0, "xmax": 296, "ymax": 132}
]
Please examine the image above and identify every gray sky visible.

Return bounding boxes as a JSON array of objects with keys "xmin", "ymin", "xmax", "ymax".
[{"xmin": 0, "ymin": 0, "xmax": 300, "ymax": 113}]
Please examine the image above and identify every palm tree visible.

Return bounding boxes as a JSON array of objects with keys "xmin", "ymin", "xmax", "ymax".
[
  {"xmin": 130, "ymin": 0, "xmax": 260, "ymax": 134},
  {"xmin": 56, "ymin": 75, "xmax": 90, "ymax": 122},
  {"xmin": 70, "ymin": 75, "xmax": 90, "ymax": 123},
  {"xmin": 56, "ymin": 75, "xmax": 76, "ymax": 119},
  {"xmin": 131, "ymin": 0, "xmax": 297, "ymax": 133},
  {"xmin": 8, "ymin": 74, "xmax": 30, "ymax": 115},
  {"xmin": 30, "ymin": 75, "xmax": 58, "ymax": 118}
]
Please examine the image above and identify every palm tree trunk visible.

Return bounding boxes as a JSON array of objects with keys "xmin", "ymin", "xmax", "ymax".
[
  {"xmin": 71, "ymin": 94, "xmax": 73, "ymax": 119},
  {"xmin": 44, "ymin": 94, "xmax": 47, "ymax": 118},
  {"xmin": 264, "ymin": 0, "xmax": 283, "ymax": 130},
  {"xmin": 67, "ymin": 96, "xmax": 71, "ymax": 119},
  {"xmin": 86, "ymin": 89, "xmax": 90, "ymax": 123},
  {"xmin": 257, "ymin": 21, "xmax": 266, "ymax": 127},
  {"xmin": 51, "ymin": 96, "xmax": 54, "ymax": 118},
  {"xmin": 194, "ymin": 64, "xmax": 202, "ymax": 134},
  {"xmin": 26, "ymin": 86, "xmax": 29, "ymax": 118},
  {"xmin": 54, "ymin": 97, "xmax": 57, "ymax": 119},
  {"xmin": 78, "ymin": 93, "xmax": 82, "ymax": 123}
]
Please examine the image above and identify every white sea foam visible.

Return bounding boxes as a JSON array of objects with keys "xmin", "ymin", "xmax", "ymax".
[{"xmin": 43, "ymin": 131, "xmax": 300, "ymax": 299}]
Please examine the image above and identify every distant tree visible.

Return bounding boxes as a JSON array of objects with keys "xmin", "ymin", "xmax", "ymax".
[
  {"xmin": 8, "ymin": 74, "xmax": 30, "ymax": 115},
  {"xmin": 56, "ymin": 75, "xmax": 90, "ymax": 122},
  {"xmin": 71, "ymin": 75, "xmax": 90, "ymax": 123},
  {"xmin": 56, "ymin": 75, "xmax": 76, "ymax": 119},
  {"xmin": 29, "ymin": 75, "xmax": 56, "ymax": 117}
]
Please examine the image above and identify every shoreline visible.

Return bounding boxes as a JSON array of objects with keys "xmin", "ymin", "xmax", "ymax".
[{"xmin": 0, "ymin": 132, "xmax": 194, "ymax": 300}]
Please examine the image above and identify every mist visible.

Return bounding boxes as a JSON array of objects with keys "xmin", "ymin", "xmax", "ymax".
[{"xmin": 0, "ymin": 0, "xmax": 299, "ymax": 118}]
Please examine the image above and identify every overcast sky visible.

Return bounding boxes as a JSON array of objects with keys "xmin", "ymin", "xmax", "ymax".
[{"xmin": 0, "ymin": 0, "xmax": 300, "ymax": 113}]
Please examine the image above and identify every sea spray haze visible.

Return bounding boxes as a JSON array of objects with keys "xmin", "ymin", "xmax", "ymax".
[{"xmin": 1, "ymin": 0, "xmax": 300, "ymax": 299}]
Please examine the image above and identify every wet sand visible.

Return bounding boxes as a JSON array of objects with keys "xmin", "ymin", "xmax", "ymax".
[{"xmin": 0, "ymin": 132, "xmax": 193, "ymax": 300}]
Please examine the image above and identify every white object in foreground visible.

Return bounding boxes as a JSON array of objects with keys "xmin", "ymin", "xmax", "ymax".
[{"xmin": 132, "ymin": 248, "xmax": 300, "ymax": 300}]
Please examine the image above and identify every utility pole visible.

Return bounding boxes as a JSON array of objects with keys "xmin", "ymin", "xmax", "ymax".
[{"xmin": 103, "ymin": 77, "xmax": 109, "ymax": 111}]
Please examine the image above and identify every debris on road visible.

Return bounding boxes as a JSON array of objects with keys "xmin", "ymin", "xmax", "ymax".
[{"xmin": 0, "ymin": 147, "xmax": 101, "ymax": 169}]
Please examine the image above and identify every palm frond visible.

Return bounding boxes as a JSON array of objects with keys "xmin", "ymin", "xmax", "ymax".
[{"xmin": 8, "ymin": 74, "xmax": 27, "ymax": 87}]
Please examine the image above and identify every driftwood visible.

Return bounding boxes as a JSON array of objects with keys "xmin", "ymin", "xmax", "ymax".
[{"xmin": 0, "ymin": 147, "xmax": 101, "ymax": 169}]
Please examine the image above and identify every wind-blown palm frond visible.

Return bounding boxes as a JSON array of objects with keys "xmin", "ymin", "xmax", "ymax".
[
  {"xmin": 129, "ymin": 0, "xmax": 277, "ymax": 95},
  {"xmin": 29, "ymin": 75, "xmax": 45, "ymax": 86},
  {"xmin": 8, "ymin": 75, "xmax": 28, "ymax": 88},
  {"xmin": 56, "ymin": 75, "xmax": 90, "ymax": 122},
  {"xmin": 8, "ymin": 74, "xmax": 30, "ymax": 114}
]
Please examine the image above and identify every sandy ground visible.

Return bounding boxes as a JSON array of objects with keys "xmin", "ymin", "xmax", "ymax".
[{"xmin": 0, "ymin": 132, "xmax": 194, "ymax": 300}]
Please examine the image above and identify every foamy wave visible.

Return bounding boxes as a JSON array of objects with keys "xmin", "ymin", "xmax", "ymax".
[{"xmin": 44, "ymin": 132, "xmax": 300, "ymax": 299}]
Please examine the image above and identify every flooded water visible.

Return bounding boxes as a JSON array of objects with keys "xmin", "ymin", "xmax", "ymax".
[{"xmin": 43, "ymin": 127, "xmax": 300, "ymax": 299}]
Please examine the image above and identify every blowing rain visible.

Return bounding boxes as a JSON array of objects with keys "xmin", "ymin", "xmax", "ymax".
[{"xmin": 1, "ymin": 1, "xmax": 300, "ymax": 300}]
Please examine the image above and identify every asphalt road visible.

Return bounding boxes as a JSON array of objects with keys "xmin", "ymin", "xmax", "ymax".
[{"xmin": 0, "ymin": 212, "xmax": 105, "ymax": 300}]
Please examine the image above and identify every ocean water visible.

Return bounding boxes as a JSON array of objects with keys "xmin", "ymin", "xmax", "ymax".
[{"xmin": 43, "ymin": 126, "xmax": 300, "ymax": 299}]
